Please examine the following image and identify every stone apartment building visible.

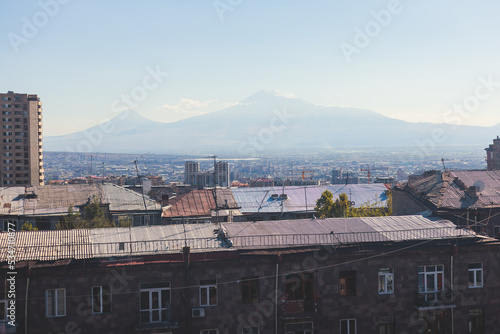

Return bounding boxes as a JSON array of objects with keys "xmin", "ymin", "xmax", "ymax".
[
  {"xmin": 0, "ymin": 92, "xmax": 44, "ymax": 186},
  {"xmin": 1, "ymin": 215, "xmax": 498, "ymax": 334}
]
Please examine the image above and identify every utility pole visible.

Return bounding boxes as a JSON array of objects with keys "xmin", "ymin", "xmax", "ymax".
[
  {"xmin": 134, "ymin": 159, "xmax": 150, "ymax": 226},
  {"xmin": 206, "ymin": 155, "xmax": 220, "ymax": 228}
]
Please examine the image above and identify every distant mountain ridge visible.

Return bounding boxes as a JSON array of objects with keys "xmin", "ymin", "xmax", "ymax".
[{"xmin": 44, "ymin": 90, "xmax": 500, "ymax": 155}]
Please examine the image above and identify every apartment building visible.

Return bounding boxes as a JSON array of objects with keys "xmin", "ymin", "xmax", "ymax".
[
  {"xmin": 0, "ymin": 91, "xmax": 43, "ymax": 186},
  {"xmin": 1, "ymin": 215, "xmax": 497, "ymax": 333}
]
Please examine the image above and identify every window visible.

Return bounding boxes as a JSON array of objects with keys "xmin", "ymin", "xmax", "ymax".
[
  {"xmin": 92, "ymin": 286, "xmax": 111, "ymax": 314},
  {"xmin": 418, "ymin": 265, "xmax": 444, "ymax": 302},
  {"xmin": 285, "ymin": 322, "xmax": 313, "ymax": 334},
  {"xmin": 241, "ymin": 277, "xmax": 259, "ymax": 304},
  {"xmin": 200, "ymin": 279, "xmax": 217, "ymax": 306},
  {"xmin": 378, "ymin": 269, "xmax": 394, "ymax": 294},
  {"xmin": 340, "ymin": 318, "xmax": 357, "ymax": 334},
  {"xmin": 1, "ymin": 97, "xmax": 10, "ymax": 101},
  {"xmin": 200, "ymin": 330, "xmax": 218, "ymax": 334},
  {"xmin": 285, "ymin": 273, "xmax": 314, "ymax": 301},
  {"xmin": 379, "ymin": 316, "xmax": 394, "ymax": 334},
  {"xmin": 140, "ymin": 282, "xmax": 171, "ymax": 323},
  {"xmin": 46, "ymin": 288, "xmax": 66, "ymax": 317},
  {"xmin": 468, "ymin": 263, "xmax": 483, "ymax": 288},
  {"xmin": 468, "ymin": 309, "xmax": 484, "ymax": 334},
  {"xmin": 0, "ymin": 300, "xmax": 7, "ymax": 322},
  {"xmin": 340, "ymin": 271, "xmax": 356, "ymax": 296},
  {"xmin": 242, "ymin": 327, "xmax": 259, "ymax": 334}
]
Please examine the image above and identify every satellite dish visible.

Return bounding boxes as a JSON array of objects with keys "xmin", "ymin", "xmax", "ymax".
[{"xmin": 473, "ymin": 180, "xmax": 485, "ymax": 193}]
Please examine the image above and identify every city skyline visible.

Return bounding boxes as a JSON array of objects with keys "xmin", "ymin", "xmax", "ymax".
[{"xmin": 2, "ymin": 1, "xmax": 500, "ymax": 136}]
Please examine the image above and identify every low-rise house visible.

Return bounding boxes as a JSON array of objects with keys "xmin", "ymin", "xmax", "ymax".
[
  {"xmin": 393, "ymin": 170, "xmax": 500, "ymax": 237},
  {"xmin": 1, "ymin": 215, "xmax": 497, "ymax": 333},
  {"xmin": 0, "ymin": 184, "xmax": 162, "ymax": 230}
]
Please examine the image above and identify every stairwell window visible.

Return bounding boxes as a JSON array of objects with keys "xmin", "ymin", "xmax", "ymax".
[
  {"xmin": 468, "ymin": 263, "xmax": 483, "ymax": 288},
  {"xmin": 340, "ymin": 271, "xmax": 356, "ymax": 296},
  {"xmin": 200, "ymin": 279, "xmax": 217, "ymax": 306},
  {"xmin": 378, "ymin": 268, "xmax": 394, "ymax": 294},
  {"xmin": 46, "ymin": 288, "xmax": 66, "ymax": 317}
]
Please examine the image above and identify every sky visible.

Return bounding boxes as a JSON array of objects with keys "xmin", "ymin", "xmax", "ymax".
[{"xmin": 1, "ymin": 0, "xmax": 500, "ymax": 135}]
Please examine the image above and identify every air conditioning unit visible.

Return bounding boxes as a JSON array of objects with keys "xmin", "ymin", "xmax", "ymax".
[{"xmin": 192, "ymin": 308, "xmax": 205, "ymax": 318}]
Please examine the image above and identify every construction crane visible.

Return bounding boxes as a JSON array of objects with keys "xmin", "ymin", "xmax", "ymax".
[
  {"xmin": 360, "ymin": 164, "xmax": 371, "ymax": 184},
  {"xmin": 301, "ymin": 170, "xmax": 314, "ymax": 180}
]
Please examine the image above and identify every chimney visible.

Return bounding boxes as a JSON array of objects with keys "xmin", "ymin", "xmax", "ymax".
[{"xmin": 161, "ymin": 195, "xmax": 169, "ymax": 207}]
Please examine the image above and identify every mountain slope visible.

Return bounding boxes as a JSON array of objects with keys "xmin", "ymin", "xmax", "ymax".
[{"xmin": 44, "ymin": 90, "xmax": 499, "ymax": 154}]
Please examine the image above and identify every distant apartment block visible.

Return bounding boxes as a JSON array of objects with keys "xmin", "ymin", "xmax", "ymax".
[
  {"xmin": 184, "ymin": 160, "xmax": 230, "ymax": 188},
  {"xmin": 184, "ymin": 161, "xmax": 200, "ymax": 184},
  {"xmin": 0, "ymin": 91, "xmax": 44, "ymax": 186},
  {"xmin": 485, "ymin": 136, "xmax": 500, "ymax": 170}
]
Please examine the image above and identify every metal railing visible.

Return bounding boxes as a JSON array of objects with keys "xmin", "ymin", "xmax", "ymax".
[{"xmin": 1, "ymin": 227, "xmax": 476, "ymax": 261}]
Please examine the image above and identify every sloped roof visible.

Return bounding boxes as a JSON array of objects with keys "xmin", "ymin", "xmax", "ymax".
[
  {"xmin": 231, "ymin": 184, "xmax": 388, "ymax": 214},
  {"xmin": 405, "ymin": 170, "xmax": 500, "ymax": 209},
  {"xmin": 0, "ymin": 184, "xmax": 160, "ymax": 217},
  {"xmin": 162, "ymin": 189, "xmax": 239, "ymax": 218},
  {"xmin": 0, "ymin": 215, "xmax": 477, "ymax": 262}
]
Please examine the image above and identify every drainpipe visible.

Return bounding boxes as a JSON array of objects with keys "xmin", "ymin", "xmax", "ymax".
[
  {"xmin": 451, "ymin": 255, "xmax": 454, "ymax": 334},
  {"xmin": 25, "ymin": 267, "xmax": 30, "ymax": 334},
  {"xmin": 275, "ymin": 262, "xmax": 279, "ymax": 334}
]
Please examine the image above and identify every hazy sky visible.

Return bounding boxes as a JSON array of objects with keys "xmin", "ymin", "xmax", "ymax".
[{"xmin": 2, "ymin": 0, "xmax": 500, "ymax": 135}]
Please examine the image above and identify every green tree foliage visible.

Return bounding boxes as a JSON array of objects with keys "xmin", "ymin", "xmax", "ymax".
[
  {"xmin": 315, "ymin": 190, "xmax": 392, "ymax": 218},
  {"xmin": 21, "ymin": 222, "xmax": 38, "ymax": 231},
  {"xmin": 57, "ymin": 198, "xmax": 114, "ymax": 230},
  {"xmin": 314, "ymin": 190, "xmax": 334, "ymax": 218}
]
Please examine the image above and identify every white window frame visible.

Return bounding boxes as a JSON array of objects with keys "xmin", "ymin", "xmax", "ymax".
[
  {"xmin": 200, "ymin": 330, "xmax": 218, "ymax": 334},
  {"xmin": 285, "ymin": 322, "xmax": 313, "ymax": 334},
  {"xmin": 92, "ymin": 285, "xmax": 112, "ymax": 314},
  {"xmin": 139, "ymin": 282, "xmax": 171, "ymax": 324},
  {"xmin": 378, "ymin": 268, "xmax": 394, "ymax": 294},
  {"xmin": 200, "ymin": 279, "xmax": 217, "ymax": 306},
  {"xmin": 418, "ymin": 265, "xmax": 444, "ymax": 301},
  {"xmin": 340, "ymin": 318, "xmax": 357, "ymax": 334},
  {"xmin": 242, "ymin": 327, "xmax": 259, "ymax": 334},
  {"xmin": 468, "ymin": 263, "xmax": 483, "ymax": 288},
  {"xmin": 46, "ymin": 288, "xmax": 66, "ymax": 317}
]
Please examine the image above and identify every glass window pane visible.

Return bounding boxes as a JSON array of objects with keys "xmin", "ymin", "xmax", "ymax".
[
  {"xmin": 209, "ymin": 286, "xmax": 217, "ymax": 305},
  {"xmin": 152, "ymin": 310, "xmax": 159, "ymax": 322},
  {"xmin": 56, "ymin": 289, "xmax": 65, "ymax": 316},
  {"xmin": 102, "ymin": 286, "xmax": 111, "ymax": 313},
  {"xmin": 427, "ymin": 273, "xmax": 435, "ymax": 291},
  {"xmin": 140, "ymin": 310, "xmax": 149, "ymax": 323},
  {"xmin": 476, "ymin": 271, "xmax": 482, "ymax": 285},
  {"xmin": 387, "ymin": 275, "xmax": 393, "ymax": 292},
  {"xmin": 92, "ymin": 287, "xmax": 101, "ymax": 313},
  {"xmin": 161, "ymin": 289, "xmax": 170, "ymax": 307},
  {"xmin": 47, "ymin": 290, "xmax": 54, "ymax": 316},
  {"xmin": 201, "ymin": 287, "xmax": 208, "ymax": 305},
  {"xmin": 140, "ymin": 291, "xmax": 149, "ymax": 310},
  {"xmin": 151, "ymin": 291, "xmax": 159, "ymax": 309},
  {"xmin": 469, "ymin": 271, "xmax": 475, "ymax": 286}
]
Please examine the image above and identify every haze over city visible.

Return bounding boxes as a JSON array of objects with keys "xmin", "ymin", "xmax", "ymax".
[{"xmin": 2, "ymin": 0, "xmax": 500, "ymax": 137}]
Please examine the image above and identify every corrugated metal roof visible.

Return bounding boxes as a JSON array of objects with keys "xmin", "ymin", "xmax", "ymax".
[
  {"xmin": 0, "ymin": 229, "xmax": 91, "ymax": 261},
  {"xmin": 222, "ymin": 215, "xmax": 475, "ymax": 248},
  {"xmin": 0, "ymin": 184, "xmax": 160, "ymax": 217},
  {"xmin": 231, "ymin": 184, "xmax": 388, "ymax": 214},
  {"xmin": 0, "ymin": 215, "xmax": 477, "ymax": 262},
  {"xmin": 407, "ymin": 170, "xmax": 500, "ymax": 209}
]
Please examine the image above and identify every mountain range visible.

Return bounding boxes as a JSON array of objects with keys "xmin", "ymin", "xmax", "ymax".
[{"xmin": 44, "ymin": 90, "xmax": 499, "ymax": 155}]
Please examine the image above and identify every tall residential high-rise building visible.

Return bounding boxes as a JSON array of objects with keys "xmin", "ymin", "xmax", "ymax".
[
  {"xmin": 215, "ymin": 161, "xmax": 230, "ymax": 188},
  {"xmin": 184, "ymin": 161, "xmax": 200, "ymax": 185},
  {"xmin": 485, "ymin": 136, "xmax": 500, "ymax": 170},
  {"xmin": 0, "ymin": 92, "xmax": 44, "ymax": 186}
]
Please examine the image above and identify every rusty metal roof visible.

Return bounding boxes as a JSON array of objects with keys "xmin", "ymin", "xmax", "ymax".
[
  {"xmin": 0, "ymin": 184, "xmax": 160, "ymax": 217},
  {"xmin": 407, "ymin": 170, "xmax": 500, "ymax": 209},
  {"xmin": 0, "ymin": 215, "xmax": 478, "ymax": 262},
  {"xmin": 162, "ymin": 189, "xmax": 239, "ymax": 218}
]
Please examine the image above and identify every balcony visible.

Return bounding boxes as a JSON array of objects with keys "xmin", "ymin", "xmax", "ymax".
[
  {"xmin": 279, "ymin": 299, "xmax": 317, "ymax": 319},
  {"xmin": 414, "ymin": 290, "xmax": 456, "ymax": 310}
]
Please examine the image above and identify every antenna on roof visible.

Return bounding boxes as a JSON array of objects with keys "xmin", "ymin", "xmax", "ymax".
[{"xmin": 441, "ymin": 158, "xmax": 447, "ymax": 172}]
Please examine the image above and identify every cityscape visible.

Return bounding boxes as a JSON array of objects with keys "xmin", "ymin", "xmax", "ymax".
[{"xmin": 2, "ymin": 1, "xmax": 500, "ymax": 334}]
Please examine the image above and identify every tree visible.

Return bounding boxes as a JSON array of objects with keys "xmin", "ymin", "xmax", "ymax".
[
  {"xmin": 57, "ymin": 198, "xmax": 114, "ymax": 230},
  {"xmin": 314, "ymin": 190, "xmax": 392, "ymax": 218},
  {"xmin": 21, "ymin": 222, "xmax": 38, "ymax": 231},
  {"xmin": 314, "ymin": 190, "xmax": 334, "ymax": 218}
]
